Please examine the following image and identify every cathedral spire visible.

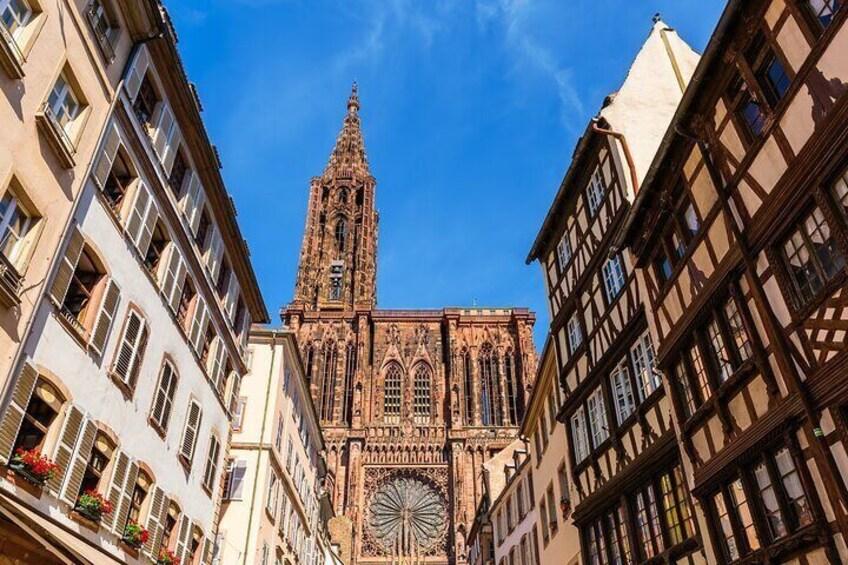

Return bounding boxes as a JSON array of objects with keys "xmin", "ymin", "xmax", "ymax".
[{"xmin": 324, "ymin": 82, "xmax": 370, "ymax": 178}]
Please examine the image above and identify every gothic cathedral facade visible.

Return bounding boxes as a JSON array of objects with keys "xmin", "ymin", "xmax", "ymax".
[{"xmin": 282, "ymin": 86, "xmax": 537, "ymax": 565}]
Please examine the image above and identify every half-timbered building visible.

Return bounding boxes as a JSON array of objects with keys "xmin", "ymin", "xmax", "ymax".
[
  {"xmin": 621, "ymin": 1, "xmax": 848, "ymax": 562},
  {"xmin": 527, "ymin": 19, "xmax": 704, "ymax": 565}
]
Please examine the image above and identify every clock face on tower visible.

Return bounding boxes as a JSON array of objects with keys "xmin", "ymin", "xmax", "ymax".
[{"xmin": 368, "ymin": 476, "xmax": 448, "ymax": 555}]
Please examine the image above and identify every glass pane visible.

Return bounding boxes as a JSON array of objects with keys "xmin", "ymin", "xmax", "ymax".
[
  {"xmin": 754, "ymin": 462, "xmax": 787, "ymax": 539},
  {"xmin": 724, "ymin": 298, "xmax": 752, "ymax": 362},
  {"xmin": 774, "ymin": 448, "xmax": 814, "ymax": 527},
  {"xmin": 714, "ymin": 492, "xmax": 740, "ymax": 561},
  {"xmin": 684, "ymin": 203, "xmax": 700, "ymax": 237},
  {"xmin": 729, "ymin": 478, "xmax": 760, "ymax": 551}
]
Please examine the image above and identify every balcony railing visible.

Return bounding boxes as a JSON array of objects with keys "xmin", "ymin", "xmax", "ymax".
[
  {"xmin": 0, "ymin": 21, "xmax": 25, "ymax": 79},
  {"xmin": 85, "ymin": 4, "xmax": 114, "ymax": 63},
  {"xmin": 0, "ymin": 253, "xmax": 23, "ymax": 308},
  {"xmin": 35, "ymin": 102, "xmax": 77, "ymax": 168}
]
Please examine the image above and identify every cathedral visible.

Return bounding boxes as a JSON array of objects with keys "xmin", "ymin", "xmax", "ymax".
[{"xmin": 282, "ymin": 85, "xmax": 537, "ymax": 565}]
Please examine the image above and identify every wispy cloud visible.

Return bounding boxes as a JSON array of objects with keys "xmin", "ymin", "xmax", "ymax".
[{"xmin": 476, "ymin": 0, "xmax": 584, "ymax": 125}]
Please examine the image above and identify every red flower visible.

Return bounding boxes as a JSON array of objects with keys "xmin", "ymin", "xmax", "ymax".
[
  {"xmin": 158, "ymin": 549, "xmax": 182, "ymax": 565},
  {"xmin": 12, "ymin": 448, "xmax": 60, "ymax": 482},
  {"xmin": 77, "ymin": 490, "xmax": 113, "ymax": 515}
]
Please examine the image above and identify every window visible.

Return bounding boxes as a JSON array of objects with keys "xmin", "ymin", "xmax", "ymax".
[
  {"xmin": 111, "ymin": 310, "xmax": 148, "ymax": 390},
  {"xmin": 557, "ymin": 464, "xmax": 568, "ymax": 508},
  {"xmin": 413, "ymin": 364, "xmax": 432, "ymax": 424},
  {"xmin": 746, "ymin": 32, "xmax": 790, "ymax": 108},
  {"xmin": 586, "ymin": 387, "xmax": 608, "ymax": 448},
  {"xmin": 319, "ymin": 341, "xmax": 337, "ymax": 422},
  {"xmin": 203, "ymin": 435, "xmax": 221, "ymax": 492},
  {"xmin": 47, "ymin": 73, "xmax": 82, "ymax": 137},
  {"xmin": 224, "ymin": 460, "xmax": 247, "ymax": 500},
  {"xmin": 463, "ymin": 350, "xmax": 474, "ymax": 425},
  {"xmin": 570, "ymin": 407, "xmax": 590, "ymax": 463},
  {"xmin": 727, "ymin": 74, "xmax": 766, "ymax": 141},
  {"xmin": 567, "ymin": 314, "xmax": 582, "ymax": 354},
  {"xmin": 85, "ymin": 0, "xmax": 117, "ymax": 61},
  {"xmin": 0, "ymin": 188, "xmax": 38, "ymax": 269},
  {"xmin": 328, "ymin": 261, "xmax": 343, "ymax": 302},
  {"xmin": 79, "ymin": 433, "xmax": 115, "ymax": 497},
  {"xmin": 179, "ymin": 399, "xmax": 202, "ymax": 465},
  {"xmin": 334, "ymin": 217, "xmax": 347, "ymax": 252},
  {"xmin": 342, "ymin": 343, "xmax": 356, "ymax": 425},
  {"xmin": 631, "ymin": 332, "xmax": 658, "ymax": 401},
  {"xmin": 585, "ymin": 167, "xmax": 605, "ymax": 217},
  {"xmin": 133, "ymin": 75, "xmax": 158, "ymax": 127},
  {"xmin": 479, "ymin": 344, "xmax": 502, "ymax": 426},
  {"xmin": 714, "ymin": 478, "xmax": 759, "ymax": 562},
  {"xmin": 266, "ymin": 472, "xmax": 278, "ymax": 515},
  {"xmin": 11, "ymin": 377, "xmax": 63, "ymax": 454},
  {"xmin": 602, "ymin": 254, "xmax": 626, "ymax": 302},
  {"xmin": 609, "ymin": 360, "xmax": 635, "ymax": 424},
  {"xmin": 0, "ymin": 0, "xmax": 31, "ymax": 39},
  {"xmin": 126, "ymin": 470, "xmax": 151, "ymax": 527},
  {"xmin": 674, "ymin": 343, "xmax": 711, "ymax": 418},
  {"xmin": 505, "ymin": 352, "xmax": 521, "ymax": 425},
  {"xmin": 546, "ymin": 485, "xmax": 557, "ymax": 533},
  {"xmin": 652, "ymin": 189, "xmax": 700, "ymax": 284},
  {"xmin": 556, "ymin": 233, "xmax": 572, "ymax": 269},
  {"xmin": 383, "ymin": 363, "xmax": 402, "ymax": 424},
  {"xmin": 150, "ymin": 361, "xmax": 178, "ymax": 432},
  {"xmin": 584, "ymin": 504, "xmax": 630, "ymax": 565},
  {"xmin": 539, "ymin": 498, "xmax": 549, "ymax": 543},
  {"xmin": 780, "ymin": 207, "xmax": 845, "ymax": 309},
  {"xmin": 807, "ymin": 0, "xmax": 843, "ymax": 28}
]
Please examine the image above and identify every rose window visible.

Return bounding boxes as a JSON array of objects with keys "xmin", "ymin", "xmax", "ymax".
[{"xmin": 368, "ymin": 476, "xmax": 447, "ymax": 555}]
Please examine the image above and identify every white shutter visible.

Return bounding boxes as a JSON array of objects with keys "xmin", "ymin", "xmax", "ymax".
[
  {"xmin": 59, "ymin": 412, "xmax": 97, "ymax": 505},
  {"xmin": 113, "ymin": 310, "xmax": 146, "ymax": 386},
  {"xmin": 137, "ymin": 196, "xmax": 159, "ymax": 257},
  {"xmin": 206, "ymin": 337, "xmax": 227, "ymax": 389},
  {"xmin": 93, "ymin": 123, "xmax": 121, "ymax": 189},
  {"xmin": 188, "ymin": 299, "xmax": 209, "ymax": 354},
  {"xmin": 228, "ymin": 460, "xmax": 247, "ymax": 500},
  {"xmin": 159, "ymin": 245, "xmax": 186, "ymax": 313},
  {"xmin": 105, "ymin": 450, "xmax": 130, "ymax": 533},
  {"xmin": 174, "ymin": 515, "xmax": 191, "ymax": 563},
  {"xmin": 125, "ymin": 182, "xmax": 150, "ymax": 246},
  {"xmin": 205, "ymin": 226, "xmax": 224, "ymax": 280},
  {"xmin": 143, "ymin": 486, "xmax": 168, "ymax": 556},
  {"xmin": 90, "ymin": 279, "xmax": 121, "ymax": 356},
  {"xmin": 0, "ymin": 363, "xmax": 38, "ymax": 462},
  {"xmin": 203, "ymin": 435, "xmax": 220, "ymax": 491},
  {"xmin": 113, "ymin": 459, "xmax": 139, "ymax": 535},
  {"xmin": 180, "ymin": 400, "xmax": 202, "ymax": 463},
  {"xmin": 224, "ymin": 275, "xmax": 239, "ymax": 323},
  {"xmin": 125, "ymin": 47, "xmax": 150, "ymax": 101},
  {"xmin": 228, "ymin": 372, "xmax": 241, "ymax": 414},
  {"xmin": 151, "ymin": 362, "xmax": 177, "ymax": 430},
  {"xmin": 182, "ymin": 173, "xmax": 206, "ymax": 236},
  {"xmin": 152, "ymin": 104, "xmax": 174, "ymax": 160},
  {"xmin": 162, "ymin": 128, "xmax": 182, "ymax": 175}
]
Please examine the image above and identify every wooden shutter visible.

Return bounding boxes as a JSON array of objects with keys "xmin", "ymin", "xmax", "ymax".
[
  {"xmin": 202, "ymin": 538, "xmax": 214, "ymax": 565},
  {"xmin": 152, "ymin": 104, "xmax": 174, "ymax": 160},
  {"xmin": 93, "ymin": 123, "xmax": 121, "ymax": 189},
  {"xmin": 143, "ymin": 486, "xmax": 168, "ymax": 556},
  {"xmin": 47, "ymin": 404, "xmax": 83, "ymax": 492},
  {"xmin": 105, "ymin": 450, "xmax": 129, "ymax": 532},
  {"xmin": 188, "ymin": 299, "xmax": 209, "ymax": 354},
  {"xmin": 113, "ymin": 311, "xmax": 146, "ymax": 385},
  {"xmin": 0, "ymin": 363, "xmax": 38, "ymax": 462},
  {"xmin": 180, "ymin": 400, "xmax": 202, "ymax": 463},
  {"xmin": 128, "ymin": 324, "xmax": 149, "ymax": 391},
  {"xmin": 182, "ymin": 174, "xmax": 205, "ymax": 236},
  {"xmin": 205, "ymin": 227, "xmax": 224, "ymax": 280},
  {"xmin": 49, "ymin": 228, "xmax": 85, "ymax": 307},
  {"xmin": 151, "ymin": 362, "xmax": 176, "ymax": 429},
  {"xmin": 90, "ymin": 279, "xmax": 121, "ymax": 355},
  {"xmin": 125, "ymin": 47, "xmax": 150, "ymax": 101},
  {"xmin": 162, "ymin": 129, "xmax": 182, "ymax": 175},
  {"xmin": 159, "ymin": 245, "xmax": 186, "ymax": 313},
  {"xmin": 228, "ymin": 372, "xmax": 241, "ymax": 414},
  {"xmin": 138, "ymin": 199, "xmax": 159, "ymax": 258},
  {"xmin": 59, "ymin": 414, "xmax": 97, "ymax": 505},
  {"xmin": 224, "ymin": 274, "xmax": 239, "ymax": 323},
  {"xmin": 203, "ymin": 435, "xmax": 220, "ymax": 490},
  {"xmin": 173, "ymin": 515, "xmax": 191, "ymax": 562},
  {"xmin": 206, "ymin": 337, "xmax": 226, "ymax": 388},
  {"xmin": 168, "ymin": 257, "xmax": 187, "ymax": 314},
  {"xmin": 113, "ymin": 460, "xmax": 139, "ymax": 535}
]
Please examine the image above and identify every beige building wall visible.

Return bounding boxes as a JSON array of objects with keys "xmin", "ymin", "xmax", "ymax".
[
  {"xmin": 490, "ymin": 452, "xmax": 538, "ymax": 565},
  {"xmin": 219, "ymin": 329, "xmax": 333, "ymax": 565},
  {"xmin": 520, "ymin": 340, "xmax": 580, "ymax": 565}
]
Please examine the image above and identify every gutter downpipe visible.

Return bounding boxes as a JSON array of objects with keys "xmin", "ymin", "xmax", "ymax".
[
  {"xmin": 590, "ymin": 123, "xmax": 639, "ymax": 200},
  {"xmin": 241, "ymin": 330, "xmax": 279, "ymax": 564}
]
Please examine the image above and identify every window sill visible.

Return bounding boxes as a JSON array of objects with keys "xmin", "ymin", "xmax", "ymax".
[
  {"xmin": 788, "ymin": 270, "xmax": 847, "ymax": 327},
  {"xmin": 108, "ymin": 371, "xmax": 135, "ymax": 401},
  {"xmin": 147, "ymin": 416, "xmax": 167, "ymax": 440},
  {"xmin": 35, "ymin": 105, "xmax": 77, "ymax": 169},
  {"xmin": 0, "ymin": 24, "xmax": 25, "ymax": 79},
  {"xmin": 52, "ymin": 302, "xmax": 90, "ymax": 349}
]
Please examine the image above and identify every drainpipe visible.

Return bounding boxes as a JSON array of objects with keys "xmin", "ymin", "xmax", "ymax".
[
  {"xmin": 241, "ymin": 330, "xmax": 279, "ymax": 564},
  {"xmin": 591, "ymin": 122, "xmax": 639, "ymax": 203}
]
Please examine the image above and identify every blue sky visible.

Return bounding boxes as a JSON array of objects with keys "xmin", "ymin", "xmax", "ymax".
[{"xmin": 167, "ymin": 0, "xmax": 725, "ymax": 345}]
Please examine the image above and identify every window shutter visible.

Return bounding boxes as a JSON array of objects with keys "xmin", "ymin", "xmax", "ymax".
[
  {"xmin": 225, "ymin": 275, "xmax": 239, "ymax": 323},
  {"xmin": 151, "ymin": 363, "xmax": 177, "ymax": 430},
  {"xmin": 93, "ymin": 123, "xmax": 121, "ymax": 189},
  {"xmin": 128, "ymin": 325, "xmax": 149, "ymax": 391},
  {"xmin": 229, "ymin": 460, "xmax": 247, "ymax": 499},
  {"xmin": 105, "ymin": 450, "xmax": 129, "ymax": 532},
  {"xmin": 138, "ymin": 195, "xmax": 159, "ymax": 257},
  {"xmin": 159, "ymin": 245, "xmax": 185, "ymax": 312},
  {"xmin": 182, "ymin": 174, "xmax": 206, "ymax": 236},
  {"xmin": 59, "ymin": 413, "xmax": 97, "ymax": 505},
  {"xmin": 152, "ymin": 104, "xmax": 174, "ymax": 160},
  {"xmin": 90, "ymin": 279, "xmax": 121, "ymax": 355},
  {"xmin": 202, "ymin": 538, "xmax": 214, "ymax": 565},
  {"xmin": 125, "ymin": 48, "xmax": 150, "ymax": 101},
  {"xmin": 206, "ymin": 337, "xmax": 227, "ymax": 389},
  {"xmin": 173, "ymin": 515, "xmax": 191, "ymax": 562},
  {"xmin": 168, "ymin": 257, "xmax": 188, "ymax": 314},
  {"xmin": 162, "ymin": 129, "xmax": 182, "ymax": 176},
  {"xmin": 0, "ymin": 363, "xmax": 38, "ymax": 462},
  {"xmin": 203, "ymin": 435, "xmax": 220, "ymax": 490},
  {"xmin": 143, "ymin": 486, "xmax": 168, "ymax": 556},
  {"xmin": 113, "ymin": 311, "xmax": 146, "ymax": 386},
  {"xmin": 113, "ymin": 460, "xmax": 139, "ymax": 535},
  {"xmin": 180, "ymin": 400, "xmax": 202, "ymax": 463},
  {"xmin": 188, "ymin": 299, "xmax": 209, "ymax": 354},
  {"xmin": 205, "ymin": 227, "xmax": 224, "ymax": 280},
  {"xmin": 47, "ymin": 404, "xmax": 83, "ymax": 492},
  {"xmin": 228, "ymin": 372, "xmax": 241, "ymax": 414},
  {"xmin": 50, "ymin": 228, "xmax": 85, "ymax": 307}
]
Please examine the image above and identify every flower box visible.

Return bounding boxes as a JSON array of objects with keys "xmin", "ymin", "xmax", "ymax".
[
  {"xmin": 122, "ymin": 520, "xmax": 149, "ymax": 549},
  {"xmin": 8, "ymin": 448, "xmax": 60, "ymax": 486},
  {"xmin": 74, "ymin": 490, "xmax": 113, "ymax": 523},
  {"xmin": 157, "ymin": 549, "xmax": 182, "ymax": 565}
]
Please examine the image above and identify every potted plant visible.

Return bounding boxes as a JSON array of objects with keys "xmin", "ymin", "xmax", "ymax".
[
  {"xmin": 8, "ymin": 447, "xmax": 60, "ymax": 486},
  {"xmin": 157, "ymin": 549, "xmax": 181, "ymax": 565},
  {"xmin": 74, "ymin": 490, "xmax": 113, "ymax": 522},
  {"xmin": 122, "ymin": 520, "xmax": 149, "ymax": 549}
]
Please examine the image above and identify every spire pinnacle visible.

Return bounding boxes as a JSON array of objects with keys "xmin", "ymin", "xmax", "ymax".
[{"xmin": 324, "ymin": 84, "xmax": 369, "ymax": 177}]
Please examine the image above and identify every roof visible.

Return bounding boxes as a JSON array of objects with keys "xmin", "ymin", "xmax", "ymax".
[
  {"xmin": 526, "ymin": 18, "xmax": 700, "ymax": 263},
  {"xmin": 617, "ymin": 1, "xmax": 744, "ymax": 249}
]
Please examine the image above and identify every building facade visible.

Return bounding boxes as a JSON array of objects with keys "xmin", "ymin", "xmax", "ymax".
[
  {"xmin": 0, "ymin": 1, "xmax": 268, "ymax": 562},
  {"xmin": 526, "ymin": 20, "xmax": 705, "ymax": 565},
  {"xmin": 490, "ymin": 444, "xmax": 539, "ymax": 565},
  {"xmin": 282, "ymin": 87, "xmax": 538, "ymax": 565},
  {"xmin": 623, "ymin": 1, "xmax": 848, "ymax": 563},
  {"xmin": 217, "ymin": 329, "xmax": 336, "ymax": 565},
  {"xmin": 519, "ymin": 339, "xmax": 579, "ymax": 565}
]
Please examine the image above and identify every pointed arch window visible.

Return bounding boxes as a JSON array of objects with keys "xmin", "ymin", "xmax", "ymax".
[
  {"xmin": 335, "ymin": 217, "xmax": 347, "ymax": 253},
  {"xmin": 319, "ymin": 342, "xmax": 337, "ymax": 422},
  {"xmin": 413, "ymin": 364, "xmax": 432, "ymax": 425},
  {"xmin": 384, "ymin": 364, "xmax": 402, "ymax": 424},
  {"xmin": 504, "ymin": 350, "xmax": 521, "ymax": 425},
  {"xmin": 304, "ymin": 345, "xmax": 315, "ymax": 383},
  {"xmin": 463, "ymin": 349, "xmax": 474, "ymax": 426},
  {"xmin": 479, "ymin": 344, "xmax": 502, "ymax": 426},
  {"xmin": 342, "ymin": 342, "xmax": 357, "ymax": 425}
]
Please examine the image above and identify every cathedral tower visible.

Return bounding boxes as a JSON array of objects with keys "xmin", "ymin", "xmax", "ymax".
[{"xmin": 292, "ymin": 84, "xmax": 378, "ymax": 311}]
